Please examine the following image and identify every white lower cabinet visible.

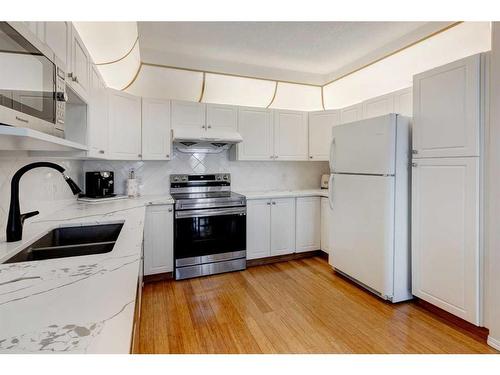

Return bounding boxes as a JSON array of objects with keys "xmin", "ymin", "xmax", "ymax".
[
  {"xmin": 246, "ymin": 199, "xmax": 272, "ymax": 259},
  {"xmin": 295, "ymin": 197, "xmax": 321, "ymax": 253},
  {"xmin": 270, "ymin": 198, "xmax": 296, "ymax": 256},
  {"xmin": 411, "ymin": 157, "xmax": 480, "ymax": 324},
  {"xmin": 144, "ymin": 205, "xmax": 174, "ymax": 276},
  {"xmin": 246, "ymin": 198, "xmax": 296, "ymax": 259},
  {"xmin": 320, "ymin": 197, "xmax": 332, "ymax": 254}
]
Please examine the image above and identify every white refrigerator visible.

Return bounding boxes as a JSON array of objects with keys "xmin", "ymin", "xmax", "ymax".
[{"xmin": 328, "ymin": 113, "xmax": 412, "ymax": 302}]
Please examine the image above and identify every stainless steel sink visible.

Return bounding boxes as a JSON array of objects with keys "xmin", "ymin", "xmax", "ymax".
[{"xmin": 4, "ymin": 223, "xmax": 124, "ymax": 263}]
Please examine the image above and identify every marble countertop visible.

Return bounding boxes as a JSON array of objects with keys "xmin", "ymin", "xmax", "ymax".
[
  {"xmin": 0, "ymin": 195, "xmax": 173, "ymax": 354},
  {"xmin": 236, "ymin": 189, "xmax": 329, "ymax": 200}
]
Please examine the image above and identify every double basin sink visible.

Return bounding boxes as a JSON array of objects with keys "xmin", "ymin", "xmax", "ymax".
[{"xmin": 4, "ymin": 223, "xmax": 124, "ymax": 264}]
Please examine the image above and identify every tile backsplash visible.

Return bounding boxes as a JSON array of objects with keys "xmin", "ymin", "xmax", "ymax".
[
  {"xmin": 0, "ymin": 158, "xmax": 83, "ymax": 240},
  {"xmin": 84, "ymin": 150, "xmax": 330, "ymax": 196}
]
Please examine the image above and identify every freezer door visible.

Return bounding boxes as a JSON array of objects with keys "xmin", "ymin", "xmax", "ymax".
[
  {"xmin": 330, "ymin": 114, "xmax": 397, "ymax": 175},
  {"xmin": 330, "ymin": 174, "xmax": 395, "ymax": 298}
]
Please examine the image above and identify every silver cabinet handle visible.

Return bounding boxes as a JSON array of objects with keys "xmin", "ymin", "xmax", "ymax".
[
  {"xmin": 166, "ymin": 154, "xmax": 170, "ymax": 158},
  {"xmin": 412, "ymin": 150, "xmax": 418, "ymax": 155},
  {"xmin": 270, "ymin": 155, "xmax": 273, "ymax": 159},
  {"xmin": 99, "ymin": 150, "xmax": 105, "ymax": 154},
  {"xmin": 412, "ymin": 162, "xmax": 418, "ymax": 167},
  {"xmin": 201, "ymin": 125, "xmax": 206, "ymax": 129},
  {"xmin": 138, "ymin": 154, "xmax": 142, "ymax": 158},
  {"xmin": 309, "ymin": 156, "xmax": 313, "ymax": 159},
  {"xmin": 266, "ymin": 202, "xmax": 271, "ymax": 205},
  {"xmin": 272, "ymin": 201, "xmax": 276, "ymax": 205},
  {"xmin": 68, "ymin": 72, "xmax": 79, "ymax": 83},
  {"xmin": 207, "ymin": 125, "xmax": 212, "ymax": 129},
  {"xmin": 168, "ymin": 208, "xmax": 173, "ymax": 212},
  {"xmin": 275, "ymin": 155, "xmax": 278, "ymax": 159}
]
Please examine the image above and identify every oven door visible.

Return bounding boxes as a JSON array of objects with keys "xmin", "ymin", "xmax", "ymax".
[
  {"xmin": 0, "ymin": 22, "xmax": 56, "ymax": 129},
  {"xmin": 174, "ymin": 207, "xmax": 246, "ymax": 261}
]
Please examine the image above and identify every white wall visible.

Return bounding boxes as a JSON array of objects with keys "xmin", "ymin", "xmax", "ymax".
[
  {"xmin": 486, "ymin": 22, "xmax": 500, "ymax": 351},
  {"xmin": 83, "ymin": 150, "xmax": 329, "ymax": 196},
  {"xmin": 323, "ymin": 22, "xmax": 491, "ymax": 109},
  {"xmin": 0, "ymin": 158, "xmax": 83, "ymax": 240}
]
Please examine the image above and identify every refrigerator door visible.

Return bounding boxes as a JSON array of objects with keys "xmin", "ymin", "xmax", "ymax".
[
  {"xmin": 330, "ymin": 173, "xmax": 395, "ymax": 298},
  {"xmin": 330, "ymin": 114, "xmax": 397, "ymax": 175}
]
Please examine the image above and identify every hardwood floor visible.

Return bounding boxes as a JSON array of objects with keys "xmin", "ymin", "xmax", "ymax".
[{"xmin": 137, "ymin": 256, "xmax": 497, "ymax": 354}]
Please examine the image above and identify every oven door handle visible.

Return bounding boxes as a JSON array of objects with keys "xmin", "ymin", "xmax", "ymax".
[{"xmin": 175, "ymin": 207, "xmax": 246, "ymax": 219}]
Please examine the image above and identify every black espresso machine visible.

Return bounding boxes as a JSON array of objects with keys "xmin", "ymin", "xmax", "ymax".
[{"xmin": 84, "ymin": 171, "xmax": 115, "ymax": 198}]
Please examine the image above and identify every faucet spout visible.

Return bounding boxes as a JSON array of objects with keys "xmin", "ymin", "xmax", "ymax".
[{"xmin": 6, "ymin": 162, "xmax": 82, "ymax": 242}]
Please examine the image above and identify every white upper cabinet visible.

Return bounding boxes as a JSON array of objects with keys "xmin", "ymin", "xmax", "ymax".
[
  {"xmin": 308, "ymin": 110, "xmax": 340, "ymax": 161},
  {"xmin": 273, "ymin": 109, "xmax": 308, "ymax": 160},
  {"xmin": 413, "ymin": 54, "xmax": 481, "ymax": 158},
  {"xmin": 87, "ymin": 66, "xmax": 108, "ymax": 158},
  {"xmin": 270, "ymin": 198, "xmax": 296, "ymax": 256},
  {"xmin": 142, "ymin": 98, "xmax": 171, "ymax": 160},
  {"xmin": 393, "ymin": 87, "xmax": 413, "ymax": 117},
  {"xmin": 107, "ymin": 89, "xmax": 142, "ymax": 160},
  {"xmin": 340, "ymin": 103, "xmax": 363, "ymax": 124},
  {"xmin": 411, "ymin": 157, "xmax": 479, "ymax": 324},
  {"xmin": 171, "ymin": 101, "xmax": 206, "ymax": 130},
  {"xmin": 206, "ymin": 103, "xmax": 238, "ymax": 132},
  {"xmin": 68, "ymin": 25, "xmax": 90, "ymax": 99},
  {"xmin": 362, "ymin": 92, "xmax": 395, "ymax": 119},
  {"xmin": 295, "ymin": 197, "xmax": 321, "ymax": 253},
  {"xmin": 246, "ymin": 199, "xmax": 272, "ymax": 260},
  {"xmin": 44, "ymin": 22, "xmax": 69, "ymax": 68},
  {"xmin": 237, "ymin": 107, "xmax": 274, "ymax": 160}
]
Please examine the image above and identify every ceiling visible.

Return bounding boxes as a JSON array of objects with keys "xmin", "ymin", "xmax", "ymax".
[{"xmin": 137, "ymin": 21, "xmax": 449, "ymax": 85}]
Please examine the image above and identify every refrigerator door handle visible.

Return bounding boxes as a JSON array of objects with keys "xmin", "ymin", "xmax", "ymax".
[
  {"xmin": 328, "ymin": 174, "xmax": 334, "ymax": 209},
  {"xmin": 329, "ymin": 137, "xmax": 336, "ymax": 171}
]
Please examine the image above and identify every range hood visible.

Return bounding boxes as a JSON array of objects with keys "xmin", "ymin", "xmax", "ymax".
[{"xmin": 172, "ymin": 128, "xmax": 243, "ymax": 154}]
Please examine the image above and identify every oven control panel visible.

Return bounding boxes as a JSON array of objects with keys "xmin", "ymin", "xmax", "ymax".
[{"xmin": 170, "ymin": 174, "xmax": 230, "ymax": 183}]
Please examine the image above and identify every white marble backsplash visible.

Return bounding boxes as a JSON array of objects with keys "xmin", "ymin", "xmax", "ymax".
[
  {"xmin": 84, "ymin": 150, "xmax": 330, "ymax": 196},
  {"xmin": 0, "ymin": 158, "xmax": 83, "ymax": 239}
]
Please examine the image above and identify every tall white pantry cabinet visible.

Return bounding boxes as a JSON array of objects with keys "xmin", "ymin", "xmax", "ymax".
[{"xmin": 411, "ymin": 53, "xmax": 487, "ymax": 325}]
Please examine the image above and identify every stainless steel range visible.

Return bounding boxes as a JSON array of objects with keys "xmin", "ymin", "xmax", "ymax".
[{"xmin": 170, "ymin": 173, "xmax": 246, "ymax": 280}]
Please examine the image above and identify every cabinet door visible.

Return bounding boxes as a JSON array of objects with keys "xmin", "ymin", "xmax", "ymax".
[
  {"xmin": 411, "ymin": 157, "xmax": 479, "ymax": 324},
  {"xmin": 107, "ymin": 89, "xmax": 142, "ymax": 160},
  {"xmin": 144, "ymin": 205, "xmax": 174, "ymax": 275},
  {"xmin": 270, "ymin": 198, "xmax": 296, "ymax": 256},
  {"xmin": 413, "ymin": 54, "xmax": 480, "ymax": 158},
  {"xmin": 308, "ymin": 110, "xmax": 340, "ymax": 161},
  {"xmin": 320, "ymin": 197, "xmax": 332, "ymax": 254},
  {"xmin": 206, "ymin": 103, "xmax": 237, "ymax": 132},
  {"xmin": 273, "ymin": 110, "xmax": 308, "ymax": 160},
  {"xmin": 393, "ymin": 87, "xmax": 413, "ymax": 117},
  {"xmin": 340, "ymin": 103, "xmax": 363, "ymax": 124},
  {"xmin": 44, "ymin": 22, "xmax": 69, "ymax": 68},
  {"xmin": 142, "ymin": 98, "xmax": 171, "ymax": 160},
  {"xmin": 171, "ymin": 100, "xmax": 206, "ymax": 130},
  {"xmin": 87, "ymin": 66, "xmax": 108, "ymax": 158},
  {"xmin": 69, "ymin": 25, "xmax": 90, "ymax": 98},
  {"xmin": 362, "ymin": 92, "xmax": 395, "ymax": 119},
  {"xmin": 237, "ymin": 107, "xmax": 273, "ymax": 160},
  {"xmin": 246, "ymin": 199, "xmax": 271, "ymax": 260},
  {"xmin": 295, "ymin": 197, "xmax": 321, "ymax": 253}
]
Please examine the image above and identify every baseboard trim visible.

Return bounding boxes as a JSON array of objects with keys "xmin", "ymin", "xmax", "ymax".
[
  {"xmin": 414, "ymin": 298, "xmax": 489, "ymax": 342},
  {"xmin": 247, "ymin": 250, "xmax": 327, "ymax": 267},
  {"xmin": 487, "ymin": 336, "xmax": 500, "ymax": 351},
  {"xmin": 144, "ymin": 271, "xmax": 173, "ymax": 283}
]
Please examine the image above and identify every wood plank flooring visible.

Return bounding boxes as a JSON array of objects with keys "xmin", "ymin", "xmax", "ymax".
[{"xmin": 137, "ymin": 256, "xmax": 497, "ymax": 354}]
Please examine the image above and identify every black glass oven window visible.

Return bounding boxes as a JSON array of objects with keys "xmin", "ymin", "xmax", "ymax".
[
  {"xmin": 175, "ymin": 213, "xmax": 246, "ymax": 259},
  {"xmin": 0, "ymin": 22, "xmax": 55, "ymax": 123}
]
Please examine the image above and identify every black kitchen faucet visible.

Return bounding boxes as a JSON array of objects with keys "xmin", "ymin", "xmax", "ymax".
[{"xmin": 6, "ymin": 162, "xmax": 82, "ymax": 242}]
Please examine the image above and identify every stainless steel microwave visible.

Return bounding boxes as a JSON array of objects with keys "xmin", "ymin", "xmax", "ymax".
[{"xmin": 0, "ymin": 22, "xmax": 67, "ymax": 137}]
